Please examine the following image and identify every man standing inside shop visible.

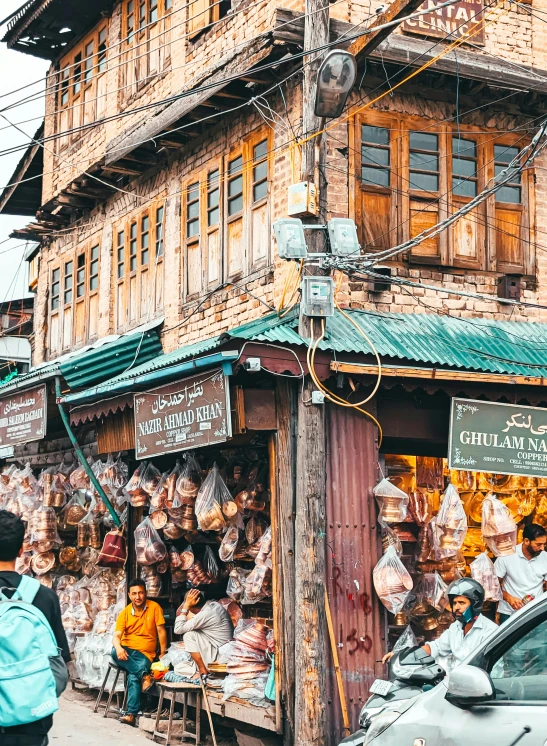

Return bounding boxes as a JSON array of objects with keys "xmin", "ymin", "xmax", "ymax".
[
  {"xmin": 495, "ymin": 523, "xmax": 547, "ymax": 623},
  {"xmin": 113, "ymin": 578, "xmax": 168, "ymax": 726}
]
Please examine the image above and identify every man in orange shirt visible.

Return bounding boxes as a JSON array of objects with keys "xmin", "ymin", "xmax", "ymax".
[{"xmin": 112, "ymin": 578, "xmax": 167, "ymax": 726}]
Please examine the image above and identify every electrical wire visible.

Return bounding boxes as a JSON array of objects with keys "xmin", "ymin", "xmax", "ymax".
[
  {"xmin": 4, "ymin": 0, "xmax": 500, "ymax": 245},
  {"xmin": 337, "ymin": 118, "xmax": 547, "ymax": 266},
  {"xmin": 306, "ymin": 316, "xmax": 383, "ymax": 444},
  {"xmin": 0, "ymin": 0, "xmax": 485, "ymax": 160}
]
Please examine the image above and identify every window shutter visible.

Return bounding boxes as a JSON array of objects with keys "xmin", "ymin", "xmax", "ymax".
[{"xmin": 188, "ymin": 0, "xmax": 212, "ymax": 38}]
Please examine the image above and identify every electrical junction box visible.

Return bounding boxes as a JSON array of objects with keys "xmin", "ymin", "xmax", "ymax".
[
  {"xmin": 243, "ymin": 357, "xmax": 261, "ymax": 373},
  {"xmin": 301, "ymin": 276, "xmax": 335, "ymax": 317},
  {"xmin": 328, "ymin": 218, "xmax": 360, "ymax": 256},
  {"xmin": 273, "ymin": 218, "xmax": 307, "ymax": 260},
  {"xmin": 288, "ymin": 181, "xmax": 318, "ymax": 217},
  {"xmin": 311, "ymin": 390, "xmax": 325, "ymax": 404}
]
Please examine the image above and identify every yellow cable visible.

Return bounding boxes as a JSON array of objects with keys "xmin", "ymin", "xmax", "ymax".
[
  {"xmin": 297, "ymin": 0, "xmax": 510, "ymax": 150},
  {"xmin": 278, "ymin": 259, "xmax": 304, "ymax": 318},
  {"xmin": 306, "ymin": 317, "xmax": 383, "ymax": 446}
]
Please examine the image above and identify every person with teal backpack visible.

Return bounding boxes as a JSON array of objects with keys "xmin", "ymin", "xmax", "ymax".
[{"xmin": 0, "ymin": 510, "xmax": 70, "ymax": 746}]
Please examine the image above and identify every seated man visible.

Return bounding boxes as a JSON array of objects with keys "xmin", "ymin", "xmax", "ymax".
[
  {"xmin": 174, "ymin": 590, "xmax": 233, "ymax": 681},
  {"xmin": 113, "ymin": 578, "xmax": 167, "ymax": 726}
]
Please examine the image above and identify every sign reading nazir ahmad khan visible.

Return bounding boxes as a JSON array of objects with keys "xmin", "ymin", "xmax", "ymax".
[
  {"xmin": 134, "ymin": 368, "xmax": 231, "ymax": 459},
  {"xmin": 449, "ymin": 397, "xmax": 547, "ymax": 477}
]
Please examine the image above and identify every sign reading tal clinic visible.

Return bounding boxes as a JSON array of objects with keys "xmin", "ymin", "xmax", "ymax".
[
  {"xmin": 402, "ymin": 0, "xmax": 485, "ymax": 45},
  {"xmin": 134, "ymin": 368, "xmax": 231, "ymax": 458},
  {"xmin": 0, "ymin": 384, "xmax": 47, "ymax": 447},
  {"xmin": 449, "ymin": 398, "xmax": 547, "ymax": 477}
]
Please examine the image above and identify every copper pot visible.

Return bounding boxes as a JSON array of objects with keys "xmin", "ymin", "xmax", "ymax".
[
  {"xmin": 88, "ymin": 522, "xmax": 101, "ymax": 549},
  {"xmin": 31, "ymin": 551, "xmax": 56, "ymax": 575},
  {"xmin": 77, "ymin": 523, "xmax": 89, "ymax": 548},
  {"xmin": 150, "ymin": 510, "xmax": 168, "ymax": 530},
  {"xmin": 380, "ymin": 496, "xmax": 407, "ymax": 523},
  {"xmin": 59, "ymin": 546, "xmax": 77, "ymax": 566}
]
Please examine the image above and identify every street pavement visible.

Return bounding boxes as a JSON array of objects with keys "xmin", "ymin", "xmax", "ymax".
[{"xmin": 49, "ymin": 689, "xmax": 151, "ymax": 745}]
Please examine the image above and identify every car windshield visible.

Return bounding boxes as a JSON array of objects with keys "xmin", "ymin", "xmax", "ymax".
[{"xmin": 489, "ymin": 617, "xmax": 547, "ymax": 702}]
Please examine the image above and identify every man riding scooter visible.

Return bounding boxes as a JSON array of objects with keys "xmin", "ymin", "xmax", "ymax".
[{"xmin": 383, "ymin": 578, "xmax": 498, "ymax": 671}]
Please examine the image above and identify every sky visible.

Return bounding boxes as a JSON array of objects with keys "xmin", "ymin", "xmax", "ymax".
[{"xmin": 0, "ymin": 1, "xmax": 49, "ymax": 304}]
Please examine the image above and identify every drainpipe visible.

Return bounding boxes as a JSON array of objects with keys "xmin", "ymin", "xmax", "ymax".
[{"xmin": 55, "ymin": 376, "xmax": 121, "ymax": 528}]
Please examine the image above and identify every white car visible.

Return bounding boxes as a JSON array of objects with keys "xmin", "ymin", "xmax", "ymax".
[{"xmin": 363, "ymin": 594, "xmax": 547, "ymax": 746}]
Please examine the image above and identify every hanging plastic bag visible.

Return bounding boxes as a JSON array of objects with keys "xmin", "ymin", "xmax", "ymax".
[
  {"xmin": 245, "ymin": 516, "xmax": 268, "ymax": 545},
  {"xmin": 134, "ymin": 516, "xmax": 167, "ymax": 566},
  {"xmin": 481, "ymin": 493, "xmax": 517, "ymax": 557},
  {"xmin": 169, "ymin": 546, "xmax": 182, "ymax": 570},
  {"xmin": 408, "ymin": 490, "xmax": 433, "ymax": 527},
  {"xmin": 255, "ymin": 526, "xmax": 272, "ymax": 569},
  {"xmin": 392, "ymin": 625, "xmax": 418, "ymax": 654},
  {"xmin": 142, "ymin": 462, "xmax": 162, "ymax": 496},
  {"xmin": 164, "ymin": 460, "xmax": 183, "ymax": 509},
  {"xmin": 140, "ymin": 565, "xmax": 162, "ymax": 597},
  {"xmin": 99, "ymin": 454, "xmax": 128, "ymax": 499},
  {"xmin": 69, "ymin": 458, "xmax": 93, "ymax": 490},
  {"xmin": 30, "ymin": 505, "xmax": 61, "ymax": 547},
  {"xmin": 373, "ymin": 545, "xmax": 413, "ymax": 614},
  {"xmin": 219, "ymin": 525, "xmax": 240, "ymax": 562},
  {"xmin": 14, "ymin": 463, "xmax": 37, "ymax": 496},
  {"xmin": 415, "ymin": 525, "xmax": 432, "ymax": 564},
  {"xmin": 433, "ymin": 484, "xmax": 467, "ymax": 557},
  {"xmin": 195, "ymin": 465, "xmax": 228, "ymax": 532},
  {"xmin": 38, "ymin": 468, "xmax": 55, "ymax": 507},
  {"xmin": 227, "ymin": 567, "xmax": 251, "ymax": 600},
  {"xmin": 470, "ymin": 551, "xmax": 503, "ymax": 602},
  {"xmin": 242, "ymin": 565, "xmax": 272, "ymax": 604},
  {"xmin": 414, "ymin": 572, "xmax": 448, "ymax": 612},
  {"xmin": 203, "ymin": 545, "xmax": 221, "ymax": 582},
  {"xmin": 175, "ymin": 454, "xmax": 202, "ymax": 507},
  {"xmin": 379, "ymin": 519, "xmax": 403, "ymax": 556},
  {"xmin": 179, "ymin": 544, "xmax": 195, "ymax": 570},
  {"xmin": 150, "ymin": 472, "xmax": 169, "ymax": 512},
  {"xmin": 125, "ymin": 462, "xmax": 150, "ymax": 507},
  {"xmin": 187, "ymin": 559, "xmax": 212, "ymax": 586},
  {"xmin": 374, "ymin": 478, "xmax": 409, "ymax": 523}
]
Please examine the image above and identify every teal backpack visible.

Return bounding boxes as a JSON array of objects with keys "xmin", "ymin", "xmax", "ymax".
[{"xmin": 0, "ymin": 575, "xmax": 60, "ymax": 727}]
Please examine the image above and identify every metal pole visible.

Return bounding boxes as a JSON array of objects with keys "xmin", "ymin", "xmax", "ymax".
[{"xmin": 55, "ymin": 377, "xmax": 121, "ymax": 528}]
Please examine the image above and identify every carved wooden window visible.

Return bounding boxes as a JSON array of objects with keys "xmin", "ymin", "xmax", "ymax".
[
  {"xmin": 48, "ymin": 241, "xmax": 101, "ymax": 357},
  {"xmin": 121, "ymin": 0, "xmax": 172, "ymax": 100},
  {"xmin": 182, "ymin": 130, "xmax": 271, "ymax": 300},
  {"xmin": 188, "ymin": 0, "xmax": 228, "ymax": 39},
  {"xmin": 56, "ymin": 23, "xmax": 108, "ymax": 150},
  {"xmin": 115, "ymin": 202, "xmax": 165, "ymax": 331},
  {"xmin": 353, "ymin": 113, "xmax": 533, "ymax": 276}
]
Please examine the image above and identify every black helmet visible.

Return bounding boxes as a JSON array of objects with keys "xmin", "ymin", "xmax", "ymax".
[{"xmin": 447, "ymin": 578, "xmax": 485, "ymax": 617}]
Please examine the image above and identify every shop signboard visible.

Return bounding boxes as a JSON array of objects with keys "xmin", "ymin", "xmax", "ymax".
[
  {"xmin": 402, "ymin": 0, "xmax": 485, "ymax": 44},
  {"xmin": 449, "ymin": 397, "xmax": 547, "ymax": 477},
  {"xmin": 0, "ymin": 384, "xmax": 47, "ymax": 447},
  {"xmin": 134, "ymin": 368, "xmax": 231, "ymax": 458}
]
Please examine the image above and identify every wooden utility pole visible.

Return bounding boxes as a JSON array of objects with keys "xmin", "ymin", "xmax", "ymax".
[{"xmin": 294, "ymin": 1, "xmax": 330, "ymax": 745}]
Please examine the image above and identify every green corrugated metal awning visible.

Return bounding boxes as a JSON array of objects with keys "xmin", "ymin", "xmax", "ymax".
[
  {"xmin": 0, "ymin": 323, "xmax": 164, "ymax": 396},
  {"xmin": 59, "ymin": 329, "xmax": 163, "ymax": 389},
  {"xmin": 62, "ymin": 308, "xmax": 547, "ymax": 407},
  {"xmin": 224, "ymin": 307, "xmax": 547, "ymax": 378}
]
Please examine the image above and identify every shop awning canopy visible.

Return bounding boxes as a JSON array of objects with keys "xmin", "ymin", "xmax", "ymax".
[
  {"xmin": 0, "ymin": 320, "xmax": 163, "ymax": 396},
  {"xmin": 61, "ymin": 308, "xmax": 547, "ymax": 408}
]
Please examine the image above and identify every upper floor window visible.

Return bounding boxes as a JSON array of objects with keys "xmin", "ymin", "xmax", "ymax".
[
  {"xmin": 182, "ymin": 130, "xmax": 271, "ymax": 299},
  {"xmin": 48, "ymin": 242, "xmax": 101, "ymax": 357},
  {"xmin": 188, "ymin": 0, "xmax": 232, "ymax": 39},
  {"xmin": 115, "ymin": 202, "xmax": 165, "ymax": 331},
  {"xmin": 121, "ymin": 0, "xmax": 172, "ymax": 99},
  {"xmin": 57, "ymin": 23, "xmax": 108, "ymax": 150},
  {"xmin": 354, "ymin": 113, "xmax": 533, "ymax": 276}
]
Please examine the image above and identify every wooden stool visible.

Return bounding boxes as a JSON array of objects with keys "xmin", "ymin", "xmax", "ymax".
[
  {"xmin": 153, "ymin": 681, "xmax": 202, "ymax": 745},
  {"xmin": 94, "ymin": 661, "xmax": 128, "ymax": 718}
]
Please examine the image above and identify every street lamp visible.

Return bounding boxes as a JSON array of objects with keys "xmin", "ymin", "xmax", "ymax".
[{"xmin": 314, "ymin": 49, "xmax": 357, "ymax": 119}]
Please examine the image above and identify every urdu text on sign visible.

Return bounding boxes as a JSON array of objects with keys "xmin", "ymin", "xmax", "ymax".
[
  {"xmin": 449, "ymin": 397, "xmax": 547, "ymax": 477},
  {"xmin": 402, "ymin": 0, "xmax": 485, "ymax": 45},
  {"xmin": 134, "ymin": 368, "xmax": 231, "ymax": 458},
  {"xmin": 0, "ymin": 384, "xmax": 47, "ymax": 447}
]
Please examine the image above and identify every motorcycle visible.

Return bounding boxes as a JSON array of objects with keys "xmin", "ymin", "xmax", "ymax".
[{"xmin": 337, "ymin": 647, "xmax": 446, "ymax": 746}]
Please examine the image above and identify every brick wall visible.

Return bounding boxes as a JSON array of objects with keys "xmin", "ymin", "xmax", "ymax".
[{"xmin": 32, "ymin": 1, "xmax": 547, "ymax": 368}]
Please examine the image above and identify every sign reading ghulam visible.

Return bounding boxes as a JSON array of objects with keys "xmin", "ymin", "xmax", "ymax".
[
  {"xmin": 0, "ymin": 384, "xmax": 47, "ymax": 447},
  {"xmin": 449, "ymin": 397, "xmax": 547, "ymax": 478},
  {"xmin": 134, "ymin": 368, "xmax": 231, "ymax": 459},
  {"xmin": 402, "ymin": 0, "xmax": 485, "ymax": 44}
]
